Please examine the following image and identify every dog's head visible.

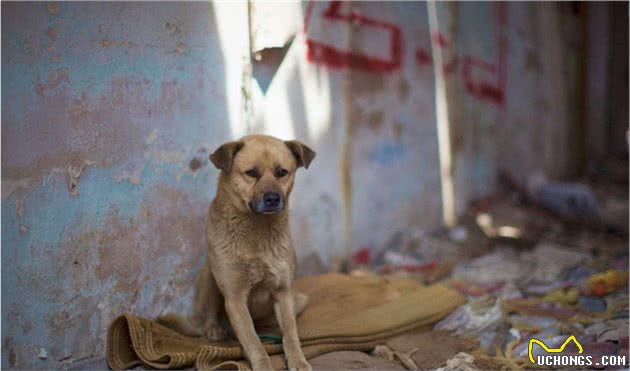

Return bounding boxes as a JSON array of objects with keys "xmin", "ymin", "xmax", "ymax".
[{"xmin": 210, "ymin": 135, "xmax": 315, "ymax": 215}]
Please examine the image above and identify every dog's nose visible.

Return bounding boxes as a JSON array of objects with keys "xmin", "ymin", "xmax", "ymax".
[{"xmin": 263, "ymin": 192, "xmax": 281, "ymax": 208}]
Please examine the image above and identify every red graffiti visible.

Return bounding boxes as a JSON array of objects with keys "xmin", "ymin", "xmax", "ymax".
[
  {"xmin": 432, "ymin": 32, "xmax": 451, "ymax": 48},
  {"xmin": 304, "ymin": 1, "xmax": 402, "ymax": 73},
  {"xmin": 415, "ymin": 49, "xmax": 431, "ymax": 65},
  {"xmin": 463, "ymin": 57, "xmax": 503, "ymax": 104},
  {"xmin": 304, "ymin": 1, "xmax": 507, "ymax": 106},
  {"xmin": 443, "ymin": 55, "xmax": 459, "ymax": 75},
  {"xmin": 461, "ymin": 2, "xmax": 507, "ymax": 105}
]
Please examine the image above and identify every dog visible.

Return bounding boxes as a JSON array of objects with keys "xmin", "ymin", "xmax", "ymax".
[{"xmin": 158, "ymin": 135, "xmax": 315, "ymax": 371}]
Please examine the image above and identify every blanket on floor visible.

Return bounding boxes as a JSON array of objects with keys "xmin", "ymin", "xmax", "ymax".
[{"xmin": 106, "ymin": 273, "xmax": 464, "ymax": 370}]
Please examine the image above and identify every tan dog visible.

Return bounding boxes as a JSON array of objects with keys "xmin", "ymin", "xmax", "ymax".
[{"xmin": 158, "ymin": 135, "xmax": 315, "ymax": 371}]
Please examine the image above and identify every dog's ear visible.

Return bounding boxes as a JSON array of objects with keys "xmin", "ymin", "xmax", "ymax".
[
  {"xmin": 210, "ymin": 141, "xmax": 245, "ymax": 173},
  {"xmin": 285, "ymin": 140, "xmax": 316, "ymax": 169}
]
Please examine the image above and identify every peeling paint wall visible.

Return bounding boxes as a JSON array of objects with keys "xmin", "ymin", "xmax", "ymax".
[
  {"xmin": 1, "ymin": 2, "xmax": 247, "ymax": 368},
  {"xmin": 1, "ymin": 2, "xmax": 616, "ymax": 369}
]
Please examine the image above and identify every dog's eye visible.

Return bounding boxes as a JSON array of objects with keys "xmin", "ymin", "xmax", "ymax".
[
  {"xmin": 275, "ymin": 168, "xmax": 289, "ymax": 178},
  {"xmin": 245, "ymin": 169, "xmax": 259, "ymax": 178}
]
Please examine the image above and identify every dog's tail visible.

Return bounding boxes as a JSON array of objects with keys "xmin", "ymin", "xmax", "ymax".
[{"xmin": 156, "ymin": 314, "xmax": 204, "ymax": 337}]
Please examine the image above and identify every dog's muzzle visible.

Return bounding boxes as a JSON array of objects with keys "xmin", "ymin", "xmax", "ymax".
[{"xmin": 250, "ymin": 192, "xmax": 284, "ymax": 214}]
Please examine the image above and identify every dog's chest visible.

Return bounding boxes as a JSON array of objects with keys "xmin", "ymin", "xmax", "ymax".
[{"xmin": 237, "ymin": 253, "xmax": 290, "ymax": 288}]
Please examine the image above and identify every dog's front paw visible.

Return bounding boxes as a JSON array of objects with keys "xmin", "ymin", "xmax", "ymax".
[
  {"xmin": 288, "ymin": 357, "xmax": 312, "ymax": 371},
  {"xmin": 204, "ymin": 322, "xmax": 227, "ymax": 341},
  {"xmin": 250, "ymin": 355, "xmax": 274, "ymax": 371}
]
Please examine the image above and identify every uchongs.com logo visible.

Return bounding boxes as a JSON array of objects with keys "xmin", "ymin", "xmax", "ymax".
[{"xmin": 528, "ymin": 335, "xmax": 627, "ymax": 368}]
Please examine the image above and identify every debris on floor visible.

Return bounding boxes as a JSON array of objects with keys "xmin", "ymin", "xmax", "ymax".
[
  {"xmin": 354, "ymin": 178, "xmax": 629, "ymax": 370},
  {"xmin": 310, "ymin": 350, "xmax": 406, "ymax": 370},
  {"xmin": 434, "ymin": 352, "xmax": 479, "ymax": 371},
  {"xmin": 382, "ymin": 331, "xmax": 478, "ymax": 370}
]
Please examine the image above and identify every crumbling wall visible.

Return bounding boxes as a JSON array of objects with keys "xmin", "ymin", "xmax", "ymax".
[
  {"xmin": 1, "ymin": 2, "xmax": 248, "ymax": 369},
  {"xmin": 1, "ymin": 2, "xmax": 599, "ymax": 369}
]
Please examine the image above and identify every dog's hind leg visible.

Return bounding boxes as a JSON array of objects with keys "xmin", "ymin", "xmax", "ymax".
[
  {"xmin": 157, "ymin": 262, "xmax": 226, "ymax": 339},
  {"xmin": 156, "ymin": 313, "xmax": 205, "ymax": 337},
  {"xmin": 193, "ymin": 262, "xmax": 228, "ymax": 341}
]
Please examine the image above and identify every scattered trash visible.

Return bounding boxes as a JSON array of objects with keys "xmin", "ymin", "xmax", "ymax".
[
  {"xmin": 563, "ymin": 265, "xmax": 595, "ymax": 283},
  {"xmin": 542, "ymin": 287, "xmax": 579, "ymax": 305},
  {"xmin": 508, "ymin": 315, "xmax": 561, "ymax": 333},
  {"xmin": 374, "ymin": 229, "xmax": 462, "ymax": 268},
  {"xmin": 447, "ymin": 280, "xmax": 504, "ymax": 297},
  {"xmin": 605, "ymin": 292, "xmax": 629, "ymax": 318},
  {"xmin": 475, "ymin": 213, "xmax": 523, "ymax": 239},
  {"xmin": 342, "ymin": 186, "xmax": 627, "ymax": 369},
  {"xmin": 373, "ymin": 345, "xmax": 419, "ymax": 369},
  {"xmin": 499, "ymin": 283, "xmax": 523, "ymax": 300},
  {"xmin": 578, "ymin": 296, "xmax": 607, "ymax": 313},
  {"xmin": 503, "ymin": 298, "xmax": 579, "ymax": 319},
  {"xmin": 610, "ymin": 256, "xmax": 629, "ymax": 271},
  {"xmin": 521, "ymin": 243, "xmax": 591, "ymax": 283},
  {"xmin": 586, "ymin": 319, "xmax": 629, "ymax": 342},
  {"xmin": 38, "ymin": 348, "xmax": 48, "ymax": 360},
  {"xmin": 434, "ymin": 352, "xmax": 479, "ymax": 371},
  {"xmin": 434, "ymin": 296, "xmax": 502, "ymax": 350},
  {"xmin": 524, "ymin": 281, "xmax": 572, "ymax": 296},
  {"xmin": 382, "ymin": 250, "xmax": 424, "ymax": 267},
  {"xmin": 352, "ymin": 246, "xmax": 372, "ymax": 265},
  {"xmin": 384, "ymin": 331, "xmax": 478, "ymax": 371},
  {"xmin": 527, "ymin": 173, "xmax": 600, "ymax": 219},
  {"xmin": 586, "ymin": 270, "xmax": 629, "ymax": 297},
  {"xmin": 449, "ymin": 226, "xmax": 469, "ymax": 243},
  {"xmin": 452, "ymin": 248, "xmax": 531, "ymax": 285}
]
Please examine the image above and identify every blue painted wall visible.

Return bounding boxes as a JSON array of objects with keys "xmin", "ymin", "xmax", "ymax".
[{"xmin": 1, "ymin": 3, "xmax": 237, "ymax": 368}]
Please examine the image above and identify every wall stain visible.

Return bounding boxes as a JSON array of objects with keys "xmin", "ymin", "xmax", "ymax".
[
  {"xmin": 393, "ymin": 122, "xmax": 403, "ymax": 139},
  {"xmin": 188, "ymin": 147, "xmax": 208, "ymax": 172},
  {"xmin": 35, "ymin": 68, "xmax": 68, "ymax": 96},
  {"xmin": 46, "ymin": 3, "xmax": 59, "ymax": 15},
  {"xmin": 113, "ymin": 166, "xmax": 144, "ymax": 185},
  {"xmin": 398, "ymin": 78, "xmax": 410, "ymax": 100},
  {"xmin": 41, "ymin": 185, "xmax": 208, "ymax": 362},
  {"xmin": 46, "ymin": 27, "xmax": 57, "ymax": 52},
  {"xmin": 525, "ymin": 49, "xmax": 542, "ymax": 71},
  {"xmin": 66, "ymin": 160, "xmax": 96, "ymax": 196},
  {"xmin": 189, "ymin": 158, "xmax": 202, "ymax": 171},
  {"xmin": 4, "ymin": 77, "xmax": 195, "ymax": 196},
  {"xmin": 367, "ymin": 111, "xmax": 385, "ymax": 132},
  {"xmin": 349, "ymin": 70, "xmax": 385, "ymax": 95},
  {"xmin": 15, "ymin": 198, "xmax": 24, "ymax": 218},
  {"xmin": 22, "ymin": 322, "xmax": 32, "ymax": 336},
  {"xmin": 100, "ymin": 38, "xmax": 115, "ymax": 48}
]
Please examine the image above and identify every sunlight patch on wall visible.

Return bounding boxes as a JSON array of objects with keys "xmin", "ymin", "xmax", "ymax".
[{"xmin": 213, "ymin": 1, "xmax": 250, "ymax": 139}]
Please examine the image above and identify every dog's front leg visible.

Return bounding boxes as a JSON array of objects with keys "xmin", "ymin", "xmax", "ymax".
[
  {"xmin": 274, "ymin": 289, "xmax": 311, "ymax": 371},
  {"xmin": 224, "ymin": 293, "xmax": 273, "ymax": 371}
]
